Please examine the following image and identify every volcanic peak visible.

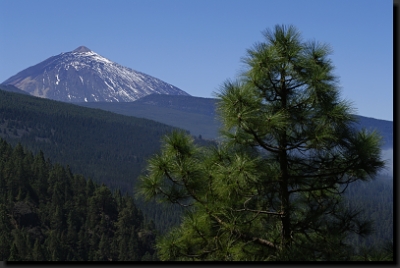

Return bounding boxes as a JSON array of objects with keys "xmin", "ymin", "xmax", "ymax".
[{"xmin": 72, "ymin": 46, "xmax": 92, "ymax": 53}]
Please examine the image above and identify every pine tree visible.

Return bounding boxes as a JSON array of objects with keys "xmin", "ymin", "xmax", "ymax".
[
  {"xmin": 32, "ymin": 238, "xmax": 45, "ymax": 261},
  {"xmin": 76, "ymin": 228, "xmax": 88, "ymax": 261},
  {"xmin": 96, "ymin": 233, "xmax": 110, "ymax": 261},
  {"xmin": 10, "ymin": 228, "xmax": 32, "ymax": 261},
  {"xmin": 32, "ymin": 150, "xmax": 49, "ymax": 200},
  {"xmin": 0, "ymin": 204, "xmax": 12, "ymax": 260},
  {"xmin": 8, "ymin": 243, "xmax": 21, "ymax": 261},
  {"xmin": 50, "ymin": 204, "xmax": 63, "ymax": 231},
  {"xmin": 86, "ymin": 178, "xmax": 96, "ymax": 199},
  {"xmin": 46, "ymin": 230, "xmax": 63, "ymax": 261},
  {"xmin": 138, "ymin": 25, "xmax": 385, "ymax": 261},
  {"xmin": 114, "ymin": 198, "xmax": 139, "ymax": 261}
]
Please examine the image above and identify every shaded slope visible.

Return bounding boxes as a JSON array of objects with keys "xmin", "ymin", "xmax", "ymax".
[
  {"xmin": 77, "ymin": 94, "xmax": 221, "ymax": 140},
  {"xmin": 0, "ymin": 89, "xmax": 178, "ymax": 189},
  {"xmin": 76, "ymin": 94, "xmax": 393, "ymax": 149}
]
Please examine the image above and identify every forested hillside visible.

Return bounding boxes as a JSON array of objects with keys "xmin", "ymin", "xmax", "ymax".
[
  {"xmin": 0, "ymin": 89, "xmax": 211, "ymax": 231},
  {"xmin": 77, "ymin": 94, "xmax": 220, "ymax": 140},
  {"xmin": 344, "ymin": 175, "xmax": 393, "ymax": 254},
  {"xmin": 0, "ymin": 89, "xmax": 176, "ymax": 189},
  {"xmin": 0, "ymin": 139, "xmax": 157, "ymax": 261}
]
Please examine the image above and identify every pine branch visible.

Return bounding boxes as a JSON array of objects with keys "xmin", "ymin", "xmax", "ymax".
[
  {"xmin": 209, "ymin": 211, "xmax": 280, "ymax": 251},
  {"xmin": 234, "ymin": 196, "xmax": 283, "ymax": 216},
  {"xmin": 245, "ymin": 127, "xmax": 280, "ymax": 153}
]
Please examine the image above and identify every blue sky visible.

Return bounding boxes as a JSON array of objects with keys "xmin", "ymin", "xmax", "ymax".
[{"xmin": 0, "ymin": 0, "xmax": 393, "ymax": 121}]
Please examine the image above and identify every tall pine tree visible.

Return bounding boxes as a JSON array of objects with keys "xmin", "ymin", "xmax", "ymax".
[{"xmin": 138, "ymin": 25, "xmax": 385, "ymax": 261}]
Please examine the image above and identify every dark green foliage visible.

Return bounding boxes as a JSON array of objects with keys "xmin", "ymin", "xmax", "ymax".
[
  {"xmin": 0, "ymin": 88, "xmax": 174, "ymax": 191},
  {"xmin": 0, "ymin": 139, "xmax": 157, "ymax": 261},
  {"xmin": 32, "ymin": 238, "xmax": 45, "ymax": 261},
  {"xmin": 8, "ymin": 243, "xmax": 21, "ymax": 261},
  {"xmin": 0, "ymin": 204, "xmax": 12, "ymax": 260}
]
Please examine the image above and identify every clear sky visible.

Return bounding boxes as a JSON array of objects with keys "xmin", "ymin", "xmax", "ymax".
[{"xmin": 0, "ymin": 0, "xmax": 393, "ymax": 121}]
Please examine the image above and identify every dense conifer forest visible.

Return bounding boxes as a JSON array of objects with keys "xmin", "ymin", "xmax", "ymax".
[
  {"xmin": 0, "ymin": 139, "xmax": 158, "ymax": 261},
  {"xmin": 0, "ymin": 89, "xmax": 178, "ymax": 190}
]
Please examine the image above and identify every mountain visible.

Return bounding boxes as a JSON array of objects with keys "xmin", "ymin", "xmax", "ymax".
[{"xmin": 2, "ymin": 46, "xmax": 190, "ymax": 102}]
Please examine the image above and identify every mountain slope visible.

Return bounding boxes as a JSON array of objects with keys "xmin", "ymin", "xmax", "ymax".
[
  {"xmin": 76, "ymin": 94, "xmax": 393, "ymax": 149},
  {"xmin": 77, "ymin": 94, "xmax": 221, "ymax": 140},
  {"xmin": 0, "ymin": 88, "xmax": 178, "ymax": 190},
  {"xmin": 2, "ymin": 46, "xmax": 189, "ymax": 102},
  {"xmin": 0, "ymin": 84, "xmax": 30, "ymax": 95}
]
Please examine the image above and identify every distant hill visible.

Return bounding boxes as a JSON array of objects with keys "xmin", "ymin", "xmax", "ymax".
[
  {"xmin": 77, "ymin": 94, "xmax": 221, "ymax": 140},
  {"xmin": 0, "ymin": 84, "xmax": 30, "ymax": 95},
  {"xmin": 2, "ymin": 46, "xmax": 189, "ymax": 102},
  {"xmin": 353, "ymin": 115, "xmax": 393, "ymax": 149},
  {"xmin": 76, "ymin": 94, "xmax": 393, "ymax": 149}
]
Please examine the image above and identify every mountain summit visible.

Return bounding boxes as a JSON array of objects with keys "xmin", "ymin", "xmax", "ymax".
[
  {"xmin": 73, "ymin": 46, "xmax": 92, "ymax": 53},
  {"xmin": 2, "ymin": 46, "xmax": 190, "ymax": 102}
]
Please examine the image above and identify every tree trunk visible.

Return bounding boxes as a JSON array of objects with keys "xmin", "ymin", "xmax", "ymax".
[
  {"xmin": 279, "ymin": 149, "xmax": 291, "ymax": 249},
  {"xmin": 279, "ymin": 71, "xmax": 291, "ymax": 249}
]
